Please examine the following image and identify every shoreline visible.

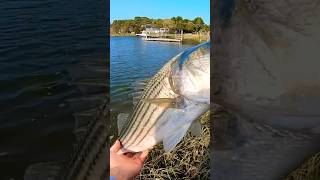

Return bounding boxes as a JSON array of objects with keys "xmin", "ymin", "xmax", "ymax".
[
  {"xmin": 111, "ymin": 33, "xmax": 209, "ymax": 44},
  {"xmin": 110, "ymin": 33, "xmax": 136, "ymax": 37}
]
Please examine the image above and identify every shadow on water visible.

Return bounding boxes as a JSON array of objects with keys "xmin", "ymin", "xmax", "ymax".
[{"xmin": 0, "ymin": 0, "xmax": 106, "ymax": 179}]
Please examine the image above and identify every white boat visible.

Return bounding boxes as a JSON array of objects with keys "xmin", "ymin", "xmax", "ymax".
[{"xmin": 136, "ymin": 32, "xmax": 147, "ymax": 37}]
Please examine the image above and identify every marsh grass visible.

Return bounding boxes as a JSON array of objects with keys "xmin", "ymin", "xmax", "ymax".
[
  {"xmin": 136, "ymin": 111, "xmax": 210, "ymax": 180},
  {"xmin": 135, "ymin": 110, "xmax": 320, "ymax": 180},
  {"xmin": 286, "ymin": 152, "xmax": 320, "ymax": 180},
  {"xmin": 182, "ymin": 34, "xmax": 209, "ymax": 44}
]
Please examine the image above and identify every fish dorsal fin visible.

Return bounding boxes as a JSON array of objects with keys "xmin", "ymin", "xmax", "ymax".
[
  {"xmin": 163, "ymin": 123, "xmax": 191, "ymax": 152},
  {"xmin": 142, "ymin": 97, "xmax": 186, "ymax": 109},
  {"xmin": 117, "ymin": 113, "xmax": 129, "ymax": 132},
  {"xmin": 131, "ymin": 78, "xmax": 149, "ymax": 107},
  {"xmin": 189, "ymin": 120, "xmax": 202, "ymax": 137}
]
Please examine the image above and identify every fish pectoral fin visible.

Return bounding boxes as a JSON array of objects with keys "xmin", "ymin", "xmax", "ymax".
[
  {"xmin": 163, "ymin": 124, "xmax": 190, "ymax": 152},
  {"xmin": 190, "ymin": 120, "xmax": 202, "ymax": 137},
  {"xmin": 117, "ymin": 113, "xmax": 130, "ymax": 132},
  {"xmin": 142, "ymin": 97, "xmax": 185, "ymax": 109}
]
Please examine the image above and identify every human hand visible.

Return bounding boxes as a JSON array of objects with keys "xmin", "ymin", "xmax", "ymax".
[{"xmin": 110, "ymin": 140, "xmax": 149, "ymax": 180}]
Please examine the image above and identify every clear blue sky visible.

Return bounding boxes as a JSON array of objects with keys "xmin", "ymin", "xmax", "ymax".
[{"xmin": 110, "ymin": 0, "xmax": 210, "ymax": 24}]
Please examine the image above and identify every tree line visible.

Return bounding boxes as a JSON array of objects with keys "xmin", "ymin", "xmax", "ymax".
[{"xmin": 111, "ymin": 16, "xmax": 209, "ymax": 34}]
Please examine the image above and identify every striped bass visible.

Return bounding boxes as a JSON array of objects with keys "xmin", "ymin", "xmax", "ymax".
[
  {"xmin": 24, "ymin": 59, "xmax": 108, "ymax": 180},
  {"xmin": 117, "ymin": 42, "xmax": 210, "ymax": 153},
  {"xmin": 212, "ymin": 0, "xmax": 320, "ymax": 179}
]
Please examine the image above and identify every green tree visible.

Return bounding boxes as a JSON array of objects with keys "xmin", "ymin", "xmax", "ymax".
[
  {"xmin": 111, "ymin": 20, "xmax": 121, "ymax": 34},
  {"xmin": 171, "ymin": 16, "xmax": 184, "ymax": 32},
  {"xmin": 111, "ymin": 16, "xmax": 208, "ymax": 35},
  {"xmin": 193, "ymin": 17, "xmax": 205, "ymax": 32},
  {"xmin": 132, "ymin": 16, "xmax": 152, "ymax": 33},
  {"xmin": 153, "ymin": 19, "xmax": 163, "ymax": 28},
  {"xmin": 185, "ymin": 21, "xmax": 195, "ymax": 33},
  {"xmin": 200, "ymin": 24, "xmax": 210, "ymax": 32}
]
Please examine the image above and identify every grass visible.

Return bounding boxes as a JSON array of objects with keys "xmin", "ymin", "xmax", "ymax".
[
  {"xmin": 182, "ymin": 34, "xmax": 209, "ymax": 44},
  {"xmin": 136, "ymin": 111, "xmax": 210, "ymax": 180},
  {"xmin": 286, "ymin": 152, "xmax": 320, "ymax": 180},
  {"xmin": 134, "ymin": 109, "xmax": 320, "ymax": 180}
]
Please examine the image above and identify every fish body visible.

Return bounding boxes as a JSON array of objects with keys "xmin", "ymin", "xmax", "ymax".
[
  {"xmin": 118, "ymin": 42, "xmax": 210, "ymax": 153},
  {"xmin": 212, "ymin": 0, "xmax": 320, "ymax": 179},
  {"xmin": 24, "ymin": 60, "xmax": 109, "ymax": 180}
]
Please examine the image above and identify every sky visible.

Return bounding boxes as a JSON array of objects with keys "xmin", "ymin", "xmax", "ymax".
[{"xmin": 110, "ymin": 0, "xmax": 210, "ymax": 24}]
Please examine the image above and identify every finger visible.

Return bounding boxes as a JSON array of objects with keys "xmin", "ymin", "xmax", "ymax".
[
  {"xmin": 132, "ymin": 150, "xmax": 149, "ymax": 165},
  {"xmin": 139, "ymin": 149, "xmax": 149, "ymax": 162},
  {"xmin": 110, "ymin": 140, "xmax": 121, "ymax": 153}
]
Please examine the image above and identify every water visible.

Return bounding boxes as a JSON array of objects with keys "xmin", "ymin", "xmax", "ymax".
[
  {"xmin": 110, "ymin": 37, "xmax": 194, "ymax": 138},
  {"xmin": 0, "ymin": 0, "xmax": 106, "ymax": 179}
]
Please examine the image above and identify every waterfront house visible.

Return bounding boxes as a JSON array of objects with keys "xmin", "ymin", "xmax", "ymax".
[{"xmin": 136, "ymin": 25, "xmax": 169, "ymax": 37}]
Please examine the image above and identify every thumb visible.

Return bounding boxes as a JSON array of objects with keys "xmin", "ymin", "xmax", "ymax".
[{"xmin": 110, "ymin": 140, "xmax": 121, "ymax": 153}]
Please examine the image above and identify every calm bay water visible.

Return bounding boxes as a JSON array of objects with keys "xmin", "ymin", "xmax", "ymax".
[
  {"xmin": 110, "ymin": 37, "xmax": 194, "ymax": 136},
  {"xmin": 0, "ymin": 0, "xmax": 106, "ymax": 179}
]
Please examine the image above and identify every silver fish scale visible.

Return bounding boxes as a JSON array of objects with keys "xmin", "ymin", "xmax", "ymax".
[
  {"xmin": 118, "ymin": 53, "xmax": 181, "ymax": 137},
  {"xmin": 119, "ymin": 42, "xmax": 210, "ymax": 152}
]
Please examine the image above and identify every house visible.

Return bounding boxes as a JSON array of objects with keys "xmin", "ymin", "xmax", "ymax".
[{"xmin": 136, "ymin": 25, "xmax": 169, "ymax": 37}]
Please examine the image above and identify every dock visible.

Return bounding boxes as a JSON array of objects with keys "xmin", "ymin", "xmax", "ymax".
[
  {"xmin": 136, "ymin": 26, "xmax": 184, "ymax": 43},
  {"xmin": 143, "ymin": 32, "xmax": 183, "ymax": 43}
]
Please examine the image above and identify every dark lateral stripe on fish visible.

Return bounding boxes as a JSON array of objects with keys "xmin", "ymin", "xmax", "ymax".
[
  {"xmin": 63, "ymin": 111, "xmax": 108, "ymax": 179},
  {"xmin": 130, "ymin": 109, "xmax": 166, "ymax": 147},
  {"xmin": 134, "ymin": 105, "xmax": 208, "ymax": 147},
  {"xmin": 66, "ymin": 125, "xmax": 105, "ymax": 179},
  {"xmin": 60, "ymin": 100, "xmax": 108, "ymax": 180},
  {"xmin": 119, "ymin": 73, "xmax": 164, "ymax": 137},
  {"xmin": 119, "ymin": 76, "xmax": 156, "ymax": 137},
  {"xmin": 124, "ymin": 47, "xmax": 210, "ymax": 148},
  {"xmin": 122, "ymin": 102, "xmax": 152, "ymax": 143},
  {"xmin": 125, "ymin": 106, "xmax": 160, "ymax": 146},
  {"xmin": 122, "ymin": 76, "xmax": 172, "ymax": 144},
  {"xmin": 127, "ymin": 81, "xmax": 170, "ymax": 146},
  {"xmin": 121, "ymin": 84, "xmax": 164, "ymax": 144},
  {"xmin": 77, "ymin": 126, "xmax": 107, "ymax": 179},
  {"xmin": 127, "ymin": 54, "xmax": 174, "ymax": 112},
  {"xmin": 124, "ymin": 80, "xmax": 166, "ymax": 137},
  {"xmin": 119, "ymin": 73, "xmax": 167, "ymax": 138},
  {"xmin": 123, "ymin": 79, "xmax": 172, "ymax": 146},
  {"xmin": 119, "ymin": 53, "xmax": 182, "ymax": 148},
  {"xmin": 119, "ymin": 82, "xmax": 160, "ymax": 138}
]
